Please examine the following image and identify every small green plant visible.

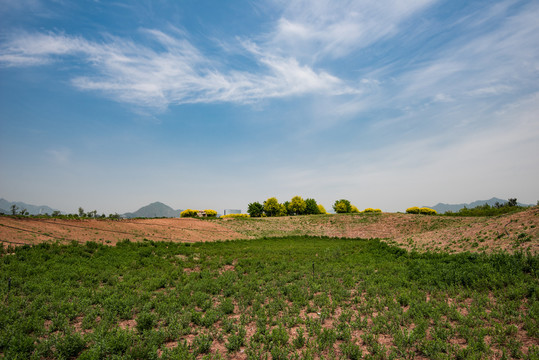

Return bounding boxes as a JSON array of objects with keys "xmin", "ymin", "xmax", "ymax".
[
  {"xmin": 192, "ymin": 333, "xmax": 213, "ymax": 355},
  {"xmin": 136, "ymin": 312, "xmax": 156, "ymax": 333},
  {"xmin": 226, "ymin": 327, "xmax": 246, "ymax": 352},
  {"xmin": 293, "ymin": 328, "xmax": 306, "ymax": 349}
]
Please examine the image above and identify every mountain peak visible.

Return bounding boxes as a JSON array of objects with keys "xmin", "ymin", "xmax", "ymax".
[{"xmin": 122, "ymin": 202, "xmax": 182, "ymax": 219}]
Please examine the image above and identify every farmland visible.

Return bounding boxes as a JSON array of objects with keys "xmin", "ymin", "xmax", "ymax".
[{"xmin": 0, "ymin": 209, "xmax": 538, "ymax": 359}]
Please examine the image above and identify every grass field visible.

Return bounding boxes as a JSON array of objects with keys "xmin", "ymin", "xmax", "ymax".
[{"xmin": 1, "ymin": 237, "xmax": 538, "ymax": 359}]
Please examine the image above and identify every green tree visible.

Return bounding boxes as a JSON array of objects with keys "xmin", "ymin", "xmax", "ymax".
[
  {"xmin": 78, "ymin": 207, "xmax": 85, "ymax": 218},
  {"xmin": 283, "ymin": 201, "xmax": 293, "ymax": 215},
  {"xmin": 508, "ymin": 198, "xmax": 517, "ymax": 207},
  {"xmin": 288, "ymin": 196, "xmax": 307, "ymax": 215},
  {"xmin": 263, "ymin": 197, "xmax": 281, "ymax": 217},
  {"xmin": 247, "ymin": 202, "xmax": 264, "ymax": 217},
  {"xmin": 333, "ymin": 199, "xmax": 352, "ymax": 213},
  {"xmin": 304, "ymin": 198, "xmax": 320, "ymax": 215},
  {"xmin": 279, "ymin": 203, "xmax": 288, "ymax": 216},
  {"xmin": 10, "ymin": 204, "xmax": 18, "ymax": 215}
]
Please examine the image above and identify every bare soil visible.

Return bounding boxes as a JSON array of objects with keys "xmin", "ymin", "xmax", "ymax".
[
  {"xmin": 1, "ymin": 207, "xmax": 538, "ymax": 253},
  {"xmin": 0, "ymin": 217, "xmax": 246, "ymax": 247},
  {"xmin": 216, "ymin": 207, "xmax": 539, "ymax": 254}
]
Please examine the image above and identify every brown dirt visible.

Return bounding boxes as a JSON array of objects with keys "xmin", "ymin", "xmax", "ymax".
[
  {"xmin": 216, "ymin": 207, "xmax": 539, "ymax": 254},
  {"xmin": 0, "ymin": 217, "xmax": 246, "ymax": 247},
  {"xmin": 1, "ymin": 207, "xmax": 538, "ymax": 253}
]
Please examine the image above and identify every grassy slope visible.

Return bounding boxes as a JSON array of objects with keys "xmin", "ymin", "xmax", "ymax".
[{"xmin": 216, "ymin": 207, "xmax": 539, "ymax": 254}]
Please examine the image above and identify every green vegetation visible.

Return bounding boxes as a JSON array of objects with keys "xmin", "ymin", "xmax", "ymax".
[
  {"xmin": 221, "ymin": 214, "xmax": 250, "ymax": 219},
  {"xmin": 179, "ymin": 209, "xmax": 218, "ymax": 218},
  {"xmin": 445, "ymin": 199, "xmax": 529, "ymax": 217},
  {"xmin": 406, "ymin": 207, "xmax": 437, "ymax": 215},
  {"xmin": 1, "ymin": 237, "xmax": 538, "ymax": 359},
  {"xmin": 363, "ymin": 208, "xmax": 382, "ymax": 213},
  {"xmin": 248, "ymin": 196, "xmax": 323, "ymax": 217},
  {"xmin": 333, "ymin": 199, "xmax": 352, "ymax": 213}
]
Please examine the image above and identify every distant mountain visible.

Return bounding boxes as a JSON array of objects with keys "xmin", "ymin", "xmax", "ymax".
[
  {"xmin": 122, "ymin": 202, "xmax": 182, "ymax": 219},
  {"xmin": 0, "ymin": 198, "xmax": 61, "ymax": 215},
  {"xmin": 427, "ymin": 197, "xmax": 532, "ymax": 214}
]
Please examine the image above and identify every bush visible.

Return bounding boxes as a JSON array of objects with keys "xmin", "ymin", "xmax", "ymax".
[
  {"xmin": 136, "ymin": 312, "xmax": 156, "ymax": 333},
  {"xmin": 419, "ymin": 207, "xmax": 437, "ymax": 215},
  {"xmin": 180, "ymin": 209, "xmax": 198, "ymax": 218},
  {"xmin": 406, "ymin": 207, "xmax": 436, "ymax": 215},
  {"xmin": 317, "ymin": 204, "xmax": 327, "ymax": 214},
  {"xmin": 204, "ymin": 209, "xmax": 217, "ymax": 217},
  {"xmin": 406, "ymin": 207, "xmax": 420, "ymax": 214},
  {"xmin": 364, "ymin": 208, "xmax": 382, "ymax": 213},
  {"xmin": 221, "ymin": 214, "xmax": 250, "ymax": 219},
  {"xmin": 350, "ymin": 205, "xmax": 360, "ymax": 213}
]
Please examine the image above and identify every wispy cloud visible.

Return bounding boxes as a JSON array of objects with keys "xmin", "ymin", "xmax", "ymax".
[
  {"xmin": 0, "ymin": 28, "xmax": 357, "ymax": 109},
  {"xmin": 267, "ymin": 0, "xmax": 437, "ymax": 60},
  {"xmin": 395, "ymin": 1, "xmax": 539, "ymax": 105},
  {"xmin": 46, "ymin": 147, "xmax": 71, "ymax": 165}
]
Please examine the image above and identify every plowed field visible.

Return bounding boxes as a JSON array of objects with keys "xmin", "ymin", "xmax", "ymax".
[{"xmin": 1, "ymin": 207, "xmax": 538, "ymax": 253}]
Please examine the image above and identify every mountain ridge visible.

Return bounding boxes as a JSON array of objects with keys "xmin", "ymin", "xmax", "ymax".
[
  {"xmin": 0, "ymin": 198, "xmax": 60, "ymax": 215},
  {"xmin": 426, "ymin": 197, "xmax": 532, "ymax": 214}
]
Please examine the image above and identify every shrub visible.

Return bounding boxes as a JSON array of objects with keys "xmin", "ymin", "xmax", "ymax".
[
  {"xmin": 419, "ymin": 207, "xmax": 437, "ymax": 215},
  {"xmin": 55, "ymin": 333, "xmax": 86, "ymax": 359},
  {"xmin": 317, "ymin": 204, "xmax": 327, "ymax": 214},
  {"xmin": 180, "ymin": 209, "xmax": 198, "ymax": 218},
  {"xmin": 221, "ymin": 214, "xmax": 250, "ymax": 219},
  {"xmin": 136, "ymin": 312, "xmax": 156, "ymax": 333},
  {"xmin": 350, "ymin": 205, "xmax": 360, "ymax": 213},
  {"xmin": 406, "ymin": 207, "xmax": 420, "ymax": 214},
  {"xmin": 364, "ymin": 208, "xmax": 382, "ymax": 213},
  {"xmin": 193, "ymin": 333, "xmax": 213, "ymax": 355},
  {"xmin": 204, "ymin": 209, "xmax": 217, "ymax": 217}
]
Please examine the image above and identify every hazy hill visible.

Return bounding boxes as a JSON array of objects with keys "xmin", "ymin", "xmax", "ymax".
[
  {"xmin": 0, "ymin": 198, "xmax": 60, "ymax": 215},
  {"xmin": 427, "ymin": 197, "xmax": 532, "ymax": 214},
  {"xmin": 122, "ymin": 202, "xmax": 182, "ymax": 219}
]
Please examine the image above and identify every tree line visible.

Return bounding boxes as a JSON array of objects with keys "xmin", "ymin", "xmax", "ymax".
[{"xmin": 247, "ymin": 197, "xmax": 370, "ymax": 217}]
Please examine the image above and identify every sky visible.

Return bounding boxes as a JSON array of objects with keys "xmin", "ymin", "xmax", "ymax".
[{"xmin": 0, "ymin": 0, "xmax": 538, "ymax": 214}]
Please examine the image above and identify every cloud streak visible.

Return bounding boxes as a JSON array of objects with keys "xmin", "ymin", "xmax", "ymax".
[
  {"xmin": 267, "ymin": 0, "xmax": 437, "ymax": 60},
  {"xmin": 0, "ymin": 29, "xmax": 356, "ymax": 110}
]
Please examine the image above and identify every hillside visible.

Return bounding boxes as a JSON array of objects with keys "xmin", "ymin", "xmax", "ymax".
[
  {"xmin": 0, "ymin": 198, "xmax": 60, "ymax": 216},
  {"xmin": 215, "ymin": 207, "xmax": 539, "ymax": 254},
  {"xmin": 1, "ymin": 207, "xmax": 537, "ymax": 253}
]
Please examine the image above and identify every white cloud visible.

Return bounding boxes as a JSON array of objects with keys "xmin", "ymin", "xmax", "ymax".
[
  {"xmin": 0, "ymin": 29, "xmax": 358, "ymax": 109},
  {"xmin": 267, "ymin": 0, "xmax": 437, "ymax": 60},
  {"xmin": 395, "ymin": 1, "xmax": 539, "ymax": 105}
]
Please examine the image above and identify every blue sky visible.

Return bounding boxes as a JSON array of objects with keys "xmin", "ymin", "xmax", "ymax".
[{"xmin": 1, "ymin": 0, "xmax": 538, "ymax": 214}]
